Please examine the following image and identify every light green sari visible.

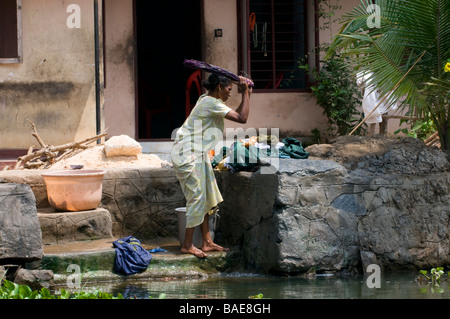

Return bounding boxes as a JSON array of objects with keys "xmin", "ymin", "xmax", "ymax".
[{"xmin": 171, "ymin": 94, "xmax": 231, "ymax": 228}]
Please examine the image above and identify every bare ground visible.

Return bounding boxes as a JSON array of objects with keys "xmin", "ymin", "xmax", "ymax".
[{"xmin": 305, "ymin": 135, "xmax": 450, "ymax": 174}]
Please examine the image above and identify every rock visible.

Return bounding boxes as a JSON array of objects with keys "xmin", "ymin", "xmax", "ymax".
[
  {"xmin": 216, "ymin": 136, "xmax": 450, "ymax": 274},
  {"xmin": 0, "ymin": 266, "xmax": 5, "ymax": 285},
  {"xmin": 38, "ymin": 208, "xmax": 113, "ymax": 244},
  {"xmin": 104, "ymin": 135, "xmax": 143, "ymax": 158},
  {"xmin": 101, "ymin": 168, "xmax": 184, "ymax": 239},
  {"xmin": 0, "ymin": 183, "xmax": 43, "ymax": 263},
  {"xmin": 0, "ymin": 170, "xmax": 48, "ymax": 208},
  {"xmin": 360, "ymin": 251, "xmax": 379, "ymax": 271},
  {"xmin": 14, "ymin": 269, "xmax": 54, "ymax": 290}
]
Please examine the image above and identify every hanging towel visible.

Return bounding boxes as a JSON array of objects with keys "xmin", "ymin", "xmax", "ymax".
[{"xmin": 113, "ymin": 236, "xmax": 152, "ymax": 276}]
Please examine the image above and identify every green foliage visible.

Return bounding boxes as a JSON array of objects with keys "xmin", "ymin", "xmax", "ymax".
[
  {"xmin": 248, "ymin": 293, "xmax": 266, "ymax": 299},
  {"xmin": 394, "ymin": 116, "xmax": 437, "ymax": 139},
  {"xmin": 308, "ymin": 51, "xmax": 365, "ymax": 136},
  {"xmin": 330, "ymin": 0, "xmax": 450, "ymax": 149},
  {"xmin": 317, "ymin": 0, "xmax": 343, "ymax": 36},
  {"xmin": 419, "ymin": 267, "xmax": 446, "ymax": 284},
  {"xmin": 417, "ymin": 267, "xmax": 448, "ymax": 294},
  {"xmin": 0, "ymin": 278, "xmax": 123, "ymax": 300}
]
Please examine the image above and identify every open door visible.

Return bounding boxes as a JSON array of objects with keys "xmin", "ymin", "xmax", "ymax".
[{"xmin": 135, "ymin": 0, "xmax": 203, "ymax": 140}]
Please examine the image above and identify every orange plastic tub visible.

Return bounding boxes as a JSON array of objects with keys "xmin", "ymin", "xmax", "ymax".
[{"xmin": 41, "ymin": 170, "xmax": 106, "ymax": 212}]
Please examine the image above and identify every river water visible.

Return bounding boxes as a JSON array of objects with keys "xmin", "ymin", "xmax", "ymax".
[{"xmin": 88, "ymin": 271, "xmax": 449, "ymax": 299}]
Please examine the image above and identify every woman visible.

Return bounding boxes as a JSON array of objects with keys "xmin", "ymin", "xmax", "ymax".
[{"xmin": 171, "ymin": 73, "xmax": 252, "ymax": 258}]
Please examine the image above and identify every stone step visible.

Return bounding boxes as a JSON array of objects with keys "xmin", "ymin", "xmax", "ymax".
[
  {"xmin": 37, "ymin": 237, "xmax": 229, "ymax": 286},
  {"xmin": 38, "ymin": 207, "xmax": 113, "ymax": 245}
]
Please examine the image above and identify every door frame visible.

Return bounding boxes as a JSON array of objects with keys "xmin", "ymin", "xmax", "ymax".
[{"xmin": 133, "ymin": 0, "xmax": 205, "ymax": 143}]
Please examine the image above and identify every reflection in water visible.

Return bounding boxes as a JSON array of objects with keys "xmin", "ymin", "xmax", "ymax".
[{"xmin": 84, "ymin": 272, "xmax": 449, "ymax": 299}]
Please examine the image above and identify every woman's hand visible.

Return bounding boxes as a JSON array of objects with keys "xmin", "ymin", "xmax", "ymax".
[{"xmin": 238, "ymin": 76, "xmax": 253, "ymax": 94}]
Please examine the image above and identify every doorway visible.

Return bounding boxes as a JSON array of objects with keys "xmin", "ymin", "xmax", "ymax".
[{"xmin": 135, "ymin": 0, "xmax": 203, "ymax": 140}]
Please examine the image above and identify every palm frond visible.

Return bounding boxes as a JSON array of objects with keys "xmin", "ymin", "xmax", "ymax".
[{"xmin": 330, "ymin": 0, "xmax": 449, "ymax": 114}]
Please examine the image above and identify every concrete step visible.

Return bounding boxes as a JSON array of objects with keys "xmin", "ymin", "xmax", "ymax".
[
  {"xmin": 36, "ymin": 207, "xmax": 230, "ymax": 286},
  {"xmin": 38, "ymin": 207, "xmax": 114, "ymax": 245},
  {"xmin": 38, "ymin": 237, "xmax": 230, "ymax": 286}
]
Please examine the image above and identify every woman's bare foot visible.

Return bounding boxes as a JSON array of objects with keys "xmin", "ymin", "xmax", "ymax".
[
  {"xmin": 201, "ymin": 240, "xmax": 230, "ymax": 253},
  {"xmin": 181, "ymin": 245, "xmax": 207, "ymax": 258}
]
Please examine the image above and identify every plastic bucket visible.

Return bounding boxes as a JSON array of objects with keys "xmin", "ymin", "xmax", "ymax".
[{"xmin": 176, "ymin": 207, "xmax": 218, "ymax": 247}]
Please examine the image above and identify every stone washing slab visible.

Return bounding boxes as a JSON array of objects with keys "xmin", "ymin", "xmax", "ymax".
[{"xmin": 38, "ymin": 207, "xmax": 113, "ymax": 245}]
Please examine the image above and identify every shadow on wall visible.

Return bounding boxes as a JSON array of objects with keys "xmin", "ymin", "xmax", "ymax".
[{"xmin": 0, "ymin": 80, "xmax": 95, "ymax": 148}]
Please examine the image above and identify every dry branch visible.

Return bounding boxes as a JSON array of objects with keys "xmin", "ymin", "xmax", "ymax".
[
  {"xmin": 27, "ymin": 119, "xmax": 47, "ymax": 148},
  {"xmin": 14, "ymin": 121, "xmax": 108, "ymax": 170}
]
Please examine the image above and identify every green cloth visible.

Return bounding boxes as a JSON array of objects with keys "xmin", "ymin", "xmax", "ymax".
[
  {"xmin": 280, "ymin": 138, "xmax": 309, "ymax": 159},
  {"xmin": 212, "ymin": 141, "xmax": 259, "ymax": 171},
  {"xmin": 228, "ymin": 141, "xmax": 260, "ymax": 171},
  {"xmin": 212, "ymin": 137, "xmax": 309, "ymax": 173}
]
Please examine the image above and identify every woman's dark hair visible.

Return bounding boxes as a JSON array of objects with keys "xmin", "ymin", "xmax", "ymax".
[{"xmin": 202, "ymin": 73, "xmax": 232, "ymax": 91}]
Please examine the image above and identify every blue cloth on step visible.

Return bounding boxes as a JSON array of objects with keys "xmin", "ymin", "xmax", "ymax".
[
  {"xmin": 113, "ymin": 236, "xmax": 152, "ymax": 276},
  {"xmin": 149, "ymin": 247, "xmax": 167, "ymax": 253}
]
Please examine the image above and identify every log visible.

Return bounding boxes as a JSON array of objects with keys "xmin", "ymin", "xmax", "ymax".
[{"xmin": 15, "ymin": 122, "xmax": 108, "ymax": 170}]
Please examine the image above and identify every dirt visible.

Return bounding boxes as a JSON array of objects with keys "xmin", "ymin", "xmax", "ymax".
[
  {"xmin": 305, "ymin": 135, "xmax": 450, "ymax": 174},
  {"xmin": 306, "ymin": 135, "xmax": 408, "ymax": 163},
  {"xmin": 48, "ymin": 145, "xmax": 171, "ymax": 170}
]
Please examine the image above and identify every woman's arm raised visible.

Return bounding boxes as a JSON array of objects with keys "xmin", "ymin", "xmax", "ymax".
[{"xmin": 225, "ymin": 77, "xmax": 252, "ymax": 124}]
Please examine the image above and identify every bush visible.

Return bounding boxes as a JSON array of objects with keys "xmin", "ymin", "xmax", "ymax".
[
  {"xmin": 0, "ymin": 278, "xmax": 123, "ymax": 300},
  {"xmin": 308, "ymin": 51, "xmax": 365, "ymax": 136}
]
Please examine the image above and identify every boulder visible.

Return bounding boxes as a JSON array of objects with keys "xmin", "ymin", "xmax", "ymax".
[
  {"xmin": 14, "ymin": 268, "xmax": 54, "ymax": 290},
  {"xmin": 101, "ymin": 168, "xmax": 184, "ymax": 239},
  {"xmin": 216, "ymin": 136, "xmax": 450, "ymax": 274},
  {"xmin": 104, "ymin": 135, "xmax": 143, "ymax": 158},
  {"xmin": 38, "ymin": 207, "xmax": 113, "ymax": 245},
  {"xmin": 0, "ymin": 183, "xmax": 43, "ymax": 263}
]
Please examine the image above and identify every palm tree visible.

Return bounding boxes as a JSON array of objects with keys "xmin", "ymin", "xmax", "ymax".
[{"xmin": 329, "ymin": 0, "xmax": 450, "ymax": 150}]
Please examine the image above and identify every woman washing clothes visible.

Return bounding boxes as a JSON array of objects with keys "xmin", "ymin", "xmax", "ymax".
[{"xmin": 171, "ymin": 73, "xmax": 252, "ymax": 258}]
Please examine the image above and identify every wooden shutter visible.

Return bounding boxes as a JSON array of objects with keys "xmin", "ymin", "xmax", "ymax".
[{"xmin": 0, "ymin": 0, "xmax": 22, "ymax": 63}]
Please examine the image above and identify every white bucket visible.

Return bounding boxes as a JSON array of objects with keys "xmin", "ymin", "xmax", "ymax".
[{"xmin": 176, "ymin": 207, "xmax": 218, "ymax": 247}]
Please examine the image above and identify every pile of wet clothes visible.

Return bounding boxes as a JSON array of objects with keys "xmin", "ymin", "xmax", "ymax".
[{"xmin": 212, "ymin": 135, "xmax": 309, "ymax": 172}]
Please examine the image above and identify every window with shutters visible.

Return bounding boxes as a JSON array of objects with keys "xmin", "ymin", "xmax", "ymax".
[
  {"xmin": 0, "ymin": 0, "xmax": 23, "ymax": 63},
  {"xmin": 239, "ymin": 0, "xmax": 316, "ymax": 92}
]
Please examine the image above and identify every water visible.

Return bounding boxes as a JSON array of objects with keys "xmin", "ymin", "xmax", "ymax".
[{"xmin": 86, "ymin": 271, "xmax": 450, "ymax": 299}]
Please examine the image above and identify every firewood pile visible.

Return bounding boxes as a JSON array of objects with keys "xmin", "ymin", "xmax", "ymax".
[
  {"xmin": 5, "ymin": 120, "xmax": 107, "ymax": 171},
  {"xmin": 424, "ymin": 131, "xmax": 441, "ymax": 149}
]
